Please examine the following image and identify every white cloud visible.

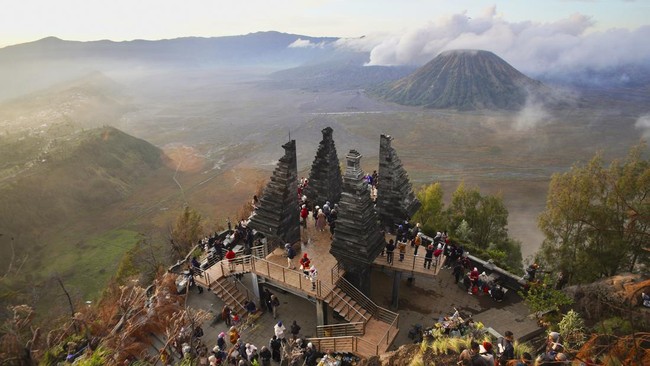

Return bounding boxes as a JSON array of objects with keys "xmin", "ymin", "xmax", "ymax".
[
  {"xmin": 635, "ymin": 113, "xmax": 650, "ymax": 139},
  {"xmin": 335, "ymin": 7, "xmax": 650, "ymax": 76}
]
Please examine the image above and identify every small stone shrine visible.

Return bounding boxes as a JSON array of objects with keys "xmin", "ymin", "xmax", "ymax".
[
  {"xmin": 375, "ymin": 134, "xmax": 421, "ymax": 230},
  {"xmin": 248, "ymin": 140, "xmax": 301, "ymax": 246},
  {"xmin": 330, "ymin": 150, "xmax": 386, "ymax": 294},
  {"xmin": 304, "ymin": 127, "xmax": 343, "ymax": 207}
]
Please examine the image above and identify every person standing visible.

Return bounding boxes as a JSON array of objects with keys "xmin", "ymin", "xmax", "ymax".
[
  {"xmin": 269, "ymin": 336, "xmax": 281, "ymax": 363},
  {"xmin": 299, "ymin": 253, "xmax": 311, "ymax": 277},
  {"xmin": 285, "ymin": 243, "xmax": 296, "ymax": 269},
  {"xmin": 259, "ymin": 346, "xmax": 271, "ymax": 366},
  {"xmin": 459, "ymin": 341, "xmax": 489, "ymax": 366},
  {"xmin": 290, "ymin": 320, "xmax": 301, "ymax": 340},
  {"xmin": 274, "ymin": 321, "xmax": 286, "ymax": 343},
  {"xmin": 398, "ymin": 239, "xmax": 407, "ymax": 261},
  {"xmin": 300, "ymin": 204, "xmax": 309, "ymax": 228},
  {"xmin": 228, "ymin": 326, "xmax": 240, "ymax": 346},
  {"xmin": 308, "ymin": 265, "xmax": 318, "ymax": 290},
  {"xmin": 413, "ymin": 233, "xmax": 422, "ymax": 255},
  {"xmin": 270, "ymin": 294, "xmax": 280, "ymax": 319},
  {"xmin": 498, "ymin": 331, "xmax": 515, "ymax": 366},
  {"xmin": 222, "ymin": 305, "xmax": 232, "ymax": 326},
  {"xmin": 453, "ymin": 262, "xmax": 464, "ymax": 284},
  {"xmin": 225, "ymin": 248, "xmax": 236, "ymax": 272},
  {"xmin": 316, "ymin": 209, "xmax": 327, "ymax": 231},
  {"xmin": 386, "ymin": 239, "xmax": 395, "ymax": 265},
  {"xmin": 262, "ymin": 288, "xmax": 273, "ymax": 313},
  {"xmin": 424, "ymin": 243, "xmax": 434, "ymax": 269}
]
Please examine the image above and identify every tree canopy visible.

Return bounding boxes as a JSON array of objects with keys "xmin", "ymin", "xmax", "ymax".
[
  {"xmin": 412, "ymin": 181, "xmax": 522, "ymax": 272},
  {"xmin": 170, "ymin": 206, "xmax": 204, "ymax": 260},
  {"xmin": 536, "ymin": 143, "xmax": 649, "ymax": 284}
]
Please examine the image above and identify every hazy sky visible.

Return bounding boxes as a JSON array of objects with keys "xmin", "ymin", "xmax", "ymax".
[{"xmin": 1, "ymin": 0, "xmax": 648, "ymax": 48}]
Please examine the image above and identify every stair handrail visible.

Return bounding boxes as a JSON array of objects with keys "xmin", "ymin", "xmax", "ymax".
[
  {"xmin": 331, "ymin": 267, "xmax": 399, "ymax": 324},
  {"xmin": 318, "ymin": 280, "xmax": 369, "ymax": 328},
  {"xmin": 375, "ymin": 313, "xmax": 399, "ymax": 353},
  {"xmin": 210, "ymin": 274, "xmax": 247, "ymax": 315},
  {"xmin": 232, "ymin": 275, "xmax": 257, "ymax": 304}
]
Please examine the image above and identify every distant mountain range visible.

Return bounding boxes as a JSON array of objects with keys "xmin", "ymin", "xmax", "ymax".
[
  {"xmin": 1, "ymin": 32, "xmax": 649, "ymax": 104},
  {"xmin": 373, "ymin": 50, "xmax": 545, "ymax": 111},
  {"xmin": 0, "ymin": 32, "xmax": 339, "ymax": 67}
]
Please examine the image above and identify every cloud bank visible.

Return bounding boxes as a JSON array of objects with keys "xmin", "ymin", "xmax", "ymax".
[{"xmin": 336, "ymin": 6, "xmax": 650, "ymax": 77}]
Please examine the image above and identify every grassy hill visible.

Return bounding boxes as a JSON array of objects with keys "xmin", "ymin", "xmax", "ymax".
[
  {"xmin": 0, "ymin": 126, "xmax": 163, "ymax": 249},
  {"xmin": 0, "ymin": 125, "xmax": 176, "ymax": 323}
]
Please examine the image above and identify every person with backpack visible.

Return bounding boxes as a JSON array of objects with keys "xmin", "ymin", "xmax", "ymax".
[
  {"xmin": 398, "ymin": 239, "xmax": 407, "ymax": 261},
  {"xmin": 285, "ymin": 243, "xmax": 296, "ymax": 269},
  {"xmin": 413, "ymin": 232, "xmax": 422, "ymax": 255}
]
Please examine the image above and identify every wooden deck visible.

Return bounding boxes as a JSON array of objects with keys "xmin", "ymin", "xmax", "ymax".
[{"xmin": 196, "ymin": 219, "xmax": 402, "ymax": 357}]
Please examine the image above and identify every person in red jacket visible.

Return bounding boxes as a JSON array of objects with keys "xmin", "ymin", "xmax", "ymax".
[
  {"xmin": 469, "ymin": 267, "xmax": 480, "ymax": 295},
  {"xmin": 300, "ymin": 204, "xmax": 309, "ymax": 228},
  {"xmin": 225, "ymin": 248, "xmax": 236, "ymax": 271},
  {"xmin": 299, "ymin": 253, "xmax": 311, "ymax": 277}
]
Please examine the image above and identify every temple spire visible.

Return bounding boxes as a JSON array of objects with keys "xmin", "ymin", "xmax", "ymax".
[
  {"xmin": 248, "ymin": 140, "xmax": 300, "ymax": 246},
  {"xmin": 375, "ymin": 134, "xmax": 421, "ymax": 229},
  {"xmin": 330, "ymin": 150, "xmax": 385, "ymax": 293},
  {"xmin": 304, "ymin": 127, "xmax": 342, "ymax": 206}
]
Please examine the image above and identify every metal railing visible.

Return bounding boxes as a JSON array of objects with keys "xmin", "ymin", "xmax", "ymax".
[
  {"xmin": 306, "ymin": 336, "xmax": 356, "ymax": 354},
  {"xmin": 319, "ymin": 281, "xmax": 368, "ymax": 328},
  {"xmin": 210, "ymin": 274, "xmax": 247, "ymax": 315},
  {"xmin": 250, "ymin": 256, "xmax": 321, "ymax": 296},
  {"xmin": 316, "ymin": 322, "xmax": 364, "ymax": 337},
  {"xmin": 330, "ymin": 262, "xmax": 400, "ymax": 355},
  {"xmin": 378, "ymin": 251, "xmax": 443, "ymax": 272}
]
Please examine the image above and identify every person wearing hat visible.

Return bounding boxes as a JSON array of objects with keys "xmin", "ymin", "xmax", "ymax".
[
  {"xmin": 300, "ymin": 204, "xmax": 309, "ymax": 228},
  {"xmin": 274, "ymin": 321, "xmax": 286, "ymax": 342},
  {"xmin": 299, "ymin": 253, "xmax": 311, "ymax": 277},
  {"xmin": 245, "ymin": 343, "xmax": 258, "ymax": 363},
  {"xmin": 304, "ymin": 341, "xmax": 319, "ymax": 366},
  {"xmin": 217, "ymin": 331, "xmax": 226, "ymax": 351},
  {"xmin": 479, "ymin": 341, "xmax": 495, "ymax": 366},
  {"xmin": 309, "ymin": 265, "xmax": 318, "ymax": 290}
]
